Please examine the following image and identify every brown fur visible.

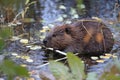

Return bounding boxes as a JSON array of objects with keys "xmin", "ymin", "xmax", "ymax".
[{"xmin": 43, "ymin": 19, "xmax": 114, "ymax": 55}]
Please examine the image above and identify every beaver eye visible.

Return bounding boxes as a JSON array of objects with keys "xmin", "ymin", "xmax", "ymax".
[{"xmin": 52, "ymin": 34, "xmax": 56, "ymax": 37}]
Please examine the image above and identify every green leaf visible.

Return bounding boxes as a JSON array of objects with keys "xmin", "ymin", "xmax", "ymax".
[
  {"xmin": 14, "ymin": 65, "xmax": 29, "ymax": 77},
  {"xmin": 100, "ymin": 59, "xmax": 120, "ymax": 80},
  {"xmin": 114, "ymin": 58, "xmax": 120, "ymax": 71},
  {"xmin": 0, "ymin": 59, "xmax": 17, "ymax": 80},
  {"xmin": 86, "ymin": 72, "xmax": 98, "ymax": 80},
  {"xmin": 0, "ymin": 26, "xmax": 13, "ymax": 39},
  {"xmin": 106, "ymin": 73, "xmax": 120, "ymax": 80},
  {"xmin": 67, "ymin": 52, "xmax": 85, "ymax": 80},
  {"xmin": 76, "ymin": 0, "xmax": 83, "ymax": 9},
  {"xmin": 0, "ymin": 39, "xmax": 5, "ymax": 51},
  {"xmin": 101, "ymin": 72, "xmax": 120, "ymax": 80},
  {"xmin": 0, "ymin": 26, "xmax": 13, "ymax": 52},
  {"xmin": 49, "ymin": 61, "xmax": 73, "ymax": 80},
  {"xmin": 0, "ymin": 59, "xmax": 29, "ymax": 80}
]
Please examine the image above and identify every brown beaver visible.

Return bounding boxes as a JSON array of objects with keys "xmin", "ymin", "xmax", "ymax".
[{"xmin": 43, "ymin": 19, "xmax": 114, "ymax": 56}]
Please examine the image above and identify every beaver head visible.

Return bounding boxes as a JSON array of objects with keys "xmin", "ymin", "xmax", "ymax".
[{"xmin": 43, "ymin": 25, "xmax": 74, "ymax": 51}]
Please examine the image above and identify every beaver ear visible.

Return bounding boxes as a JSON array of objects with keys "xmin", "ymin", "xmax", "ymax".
[{"xmin": 65, "ymin": 27, "xmax": 71, "ymax": 34}]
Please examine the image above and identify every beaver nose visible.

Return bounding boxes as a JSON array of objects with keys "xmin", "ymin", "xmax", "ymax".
[{"xmin": 43, "ymin": 39, "xmax": 47, "ymax": 45}]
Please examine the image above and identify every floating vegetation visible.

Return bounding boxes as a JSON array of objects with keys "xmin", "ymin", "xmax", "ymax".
[{"xmin": 0, "ymin": 25, "xmax": 13, "ymax": 52}]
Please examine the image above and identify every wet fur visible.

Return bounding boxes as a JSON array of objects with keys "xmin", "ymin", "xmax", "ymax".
[{"xmin": 44, "ymin": 20, "xmax": 114, "ymax": 55}]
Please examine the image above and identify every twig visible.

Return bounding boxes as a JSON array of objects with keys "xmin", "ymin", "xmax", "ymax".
[
  {"xmin": 12, "ymin": 1, "xmax": 37, "ymax": 23},
  {"xmin": 36, "ymin": 57, "xmax": 67, "ymax": 69},
  {"xmin": 81, "ymin": 21, "xmax": 92, "ymax": 37},
  {"xmin": 78, "ymin": 19, "xmax": 102, "ymax": 23},
  {"xmin": 46, "ymin": 48, "xmax": 67, "ymax": 56},
  {"xmin": 13, "ymin": 10, "xmax": 23, "ymax": 22},
  {"xmin": 36, "ymin": 47, "xmax": 79, "ymax": 69},
  {"xmin": 100, "ymin": 25, "xmax": 106, "ymax": 52}
]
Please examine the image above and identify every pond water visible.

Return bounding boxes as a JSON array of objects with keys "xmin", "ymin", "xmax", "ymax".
[
  {"xmin": 38, "ymin": 0, "xmax": 120, "ymax": 79},
  {"xmin": 3, "ymin": 0, "xmax": 120, "ymax": 80}
]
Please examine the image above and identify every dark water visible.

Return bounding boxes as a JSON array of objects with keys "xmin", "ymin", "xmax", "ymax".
[{"xmin": 39, "ymin": 0, "xmax": 77, "ymax": 26}]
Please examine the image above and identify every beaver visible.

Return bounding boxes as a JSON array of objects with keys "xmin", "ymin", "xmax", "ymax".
[{"xmin": 43, "ymin": 19, "xmax": 114, "ymax": 56}]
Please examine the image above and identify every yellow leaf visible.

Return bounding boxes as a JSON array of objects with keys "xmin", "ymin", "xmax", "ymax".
[
  {"xmin": 30, "ymin": 46, "xmax": 41, "ymax": 50},
  {"xmin": 26, "ymin": 59, "xmax": 33, "ymax": 62},
  {"xmin": 105, "ymin": 53, "xmax": 112, "ymax": 56},
  {"xmin": 40, "ymin": 29, "xmax": 46, "ymax": 33},
  {"xmin": 42, "ymin": 26, "xmax": 49, "ymax": 29},
  {"xmin": 21, "ymin": 64, "xmax": 27, "ymax": 67},
  {"xmin": 56, "ymin": 17, "xmax": 63, "ymax": 22},
  {"xmin": 108, "ymin": 21, "xmax": 114, "ymax": 24},
  {"xmin": 91, "ymin": 57, "xmax": 98, "ymax": 60},
  {"xmin": 72, "ymin": 14, "xmax": 79, "ymax": 19},
  {"xmin": 27, "ymin": 78, "xmax": 35, "ymax": 80},
  {"xmin": 59, "ymin": 5, "xmax": 66, "ymax": 10},
  {"xmin": 11, "ymin": 53, "xmax": 18, "ymax": 56},
  {"xmin": 96, "ymin": 60, "xmax": 104, "ymax": 63},
  {"xmin": 16, "ymin": 55, "xmax": 21, "ymax": 58},
  {"xmin": 100, "ymin": 56, "xmax": 110, "ymax": 59},
  {"xmin": 21, "ymin": 56, "xmax": 30, "ymax": 59},
  {"xmin": 20, "ymin": 39, "xmax": 29, "ymax": 44}
]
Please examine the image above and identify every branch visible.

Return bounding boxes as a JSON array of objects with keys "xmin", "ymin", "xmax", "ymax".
[{"xmin": 36, "ymin": 47, "xmax": 79, "ymax": 69}]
